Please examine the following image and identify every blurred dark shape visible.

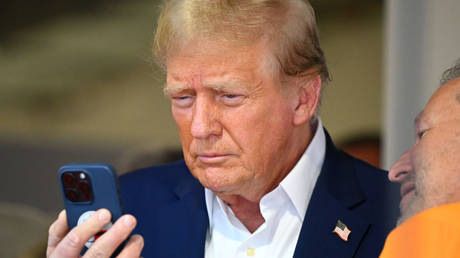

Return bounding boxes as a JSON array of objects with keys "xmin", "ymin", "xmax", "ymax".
[
  {"xmin": 0, "ymin": 202, "xmax": 51, "ymax": 258},
  {"xmin": 1, "ymin": 0, "xmax": 120, "ymax": 43},
  {"xmin": 0, "ymin": 140, "xmax": 120, "ymax": 212},
  {"xmin": 340, "ymin": 134, "xmax": 381, "ymax": 168},
  {"xmin": 310, "ymin": 0, "xmax": 382, "ymax": 17}
]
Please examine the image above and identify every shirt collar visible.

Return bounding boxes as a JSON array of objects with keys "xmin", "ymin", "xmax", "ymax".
[
  {"xmin": 205, "ymin": 118, "xmax": 326, "ymax": 223},
  {"xmin": 279, "ymin": 118, "xmax": 326, "ymax": 221}
]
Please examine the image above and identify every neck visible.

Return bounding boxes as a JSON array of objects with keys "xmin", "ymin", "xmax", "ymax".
[
  {"xmin": 218, "ymin": 122, "xmax": 317, "ymax": 232},
  {"xmin": 215, "ymin": 121, "xmax": 317, "ymax": 233},
  {"xmin": 221, "ymin": 195, "xmax": 265, "ymax": 233}
]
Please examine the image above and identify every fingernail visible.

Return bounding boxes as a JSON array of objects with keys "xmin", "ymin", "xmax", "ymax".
[
  {"xmin": 58, "ymin": 209, "xmax": 66, "ymax": 219},
  {"xmin": 123, "ymin": 215, "xmax": 135, "ymax": 228},
  {"xmin": 133, "ymin": 235, "xmax": 143, "ymax": 245},
  {"xmin": 137, "ymin": 236, "xmax": 144, "ymax": 248},
  {"xmin": 98, "ymin": 209, "xmax": 110, "ymax": 221}
]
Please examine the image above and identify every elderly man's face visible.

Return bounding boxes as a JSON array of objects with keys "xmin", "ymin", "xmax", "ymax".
[
  {"xmin": 164, "ymin": 39, "xmax": 314, "ymax": 200},
  {"xmin": 389, "ymin": 78, "xmax": 460, "ymax": 224}
]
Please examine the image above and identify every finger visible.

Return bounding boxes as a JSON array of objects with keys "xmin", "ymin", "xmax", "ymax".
[
  {"xmin": 51, "ymin": 209, "xmax": 112, "ymax": 257},
  {"xmin": 116, "ymin": 234, "xmax": 144, "ymax": 258},
  {"xmin": 83, "ymin": 215, "xmax": 137, "ymax": 258},
  {"xmin": 47, "ymin": 210, "xmax": 68, "ymax": 257}
]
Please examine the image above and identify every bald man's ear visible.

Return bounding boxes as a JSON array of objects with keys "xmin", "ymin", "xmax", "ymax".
[{"xmin": 293, "ymin": 75, "xmax": 321, "ymax": 126}]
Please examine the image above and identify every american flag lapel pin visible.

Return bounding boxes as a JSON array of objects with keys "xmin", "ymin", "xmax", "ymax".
[{"xmin": 333, "ymin": 219, "xmax": 351, "ymax": 241}]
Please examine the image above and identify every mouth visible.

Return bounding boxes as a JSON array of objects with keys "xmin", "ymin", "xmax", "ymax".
[
  {"xmin": 399, "ymin": 182, "xmax": 416, "ymax": 210},
  {"xmin": 400, "ymin": 182, "xmax": 415, "ymax": 198},
  {"xmin": 197, "ymin": 153, "xmax": 234, "ymax": 164}
]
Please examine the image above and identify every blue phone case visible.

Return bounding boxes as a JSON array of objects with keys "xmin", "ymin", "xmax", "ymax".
[{"xmin": 58, "ymin": 163, "xmax": 124, "ymax": 255}]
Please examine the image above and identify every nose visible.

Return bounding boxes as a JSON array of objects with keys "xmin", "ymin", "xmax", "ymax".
[
  {"xmin": 388, "ymin": 148, "xmax": 414, "ymax": 183},
  {"xmin": 190, "ymin": 96, "xmax": 222, "ymax": 139}
]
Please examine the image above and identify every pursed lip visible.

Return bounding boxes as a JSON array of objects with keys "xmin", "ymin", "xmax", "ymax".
[
  {"xmin": 196, "ymin": 153, "xmax": 234, "ymax": 164},
  {"xmin": 400, "ymin": 182, "xmax": 416, "ymax": 198},
  {"xmin": 399, "ymin": 182, "xmax": 416, "ymax": 211}
]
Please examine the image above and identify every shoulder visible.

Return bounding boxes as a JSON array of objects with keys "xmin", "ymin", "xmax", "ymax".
[
  {"xmin": 381, "ymin": 203, "xmax": 460, "ymax": 257},
  {"xmin": 340, "ymin": 151, "xmax": 400, "ymax": 227},
  {"xmin": 342, "ymin": 151, "xmax": 389, "ymax": 187},
  {"xmin": 322, "ymin": 128, "xmax": 391, "ymax": 189},
  {"xmin": 321, "ymin": 141, "xmax": 400, "ymax": 225},
  {"xmin": 345, "ymin": 151, "xmax": 397, "ymax": 199},
  {"xmin": 117, "ymin": 160, "xmax": 206, "ymax": 256},
  {"xmin": 333, "ymin": 152, "xmax": 400, "ymax": 256},
  {"xmin": 118, "ymin": 160, "xmax": 193, "ymax": 211}
]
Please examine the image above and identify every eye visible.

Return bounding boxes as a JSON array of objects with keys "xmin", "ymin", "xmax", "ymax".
[
  {"xmin": 171, "ymin": 95, "xmax": 194, "ymax": 108},
  {"xmin": 417, "ymin": 130, "xmax": 427, "ymax": 141},
  {"xmin": 219, "ymin": 93, "xmax": 245, "ymax": 106}
]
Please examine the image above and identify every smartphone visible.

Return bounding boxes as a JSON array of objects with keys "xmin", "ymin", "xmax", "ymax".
[{"xmin": 59, "ymin": 163, "xmax": 124, "ymax": 255}]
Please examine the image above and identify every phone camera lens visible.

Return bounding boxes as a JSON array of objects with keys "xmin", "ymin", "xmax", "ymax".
[
  {"xmin": 62, "ymin": 171, "xmax": 93, "ymax": 202},
  {"xmin": 62, "ymin": 173, "xmax": 76, "ymax": 187},
  {"xmin": 65, "ymin": 189, "xmax": 79, "ymax": 202},
  {"xmin": 78, "ymin": 181, "xmax": 91, "ymax": 193},
  {"xmin": 82, "ymin": 192, "xmax": 92, "ymax": 202},
  {"xmin": 78, "ymin": 180, "xmax": 93, "ymax": 202}
]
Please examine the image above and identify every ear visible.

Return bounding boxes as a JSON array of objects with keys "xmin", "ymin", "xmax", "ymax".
[{"xmin": 293, "ymin": 75, "xmax": 321, "ymax": 126}]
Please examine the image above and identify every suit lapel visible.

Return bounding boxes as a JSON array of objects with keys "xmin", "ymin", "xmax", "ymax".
[
  {"xmin": 294, "ymin": 131, "xmax": 370, "ymax": 258},
  {"xmin": 157, "ymin": 174, "xmax": 209, "ymax": 258}
]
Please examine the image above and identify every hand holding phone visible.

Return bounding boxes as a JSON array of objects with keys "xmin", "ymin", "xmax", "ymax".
[
  {"xmin": 47, "ymin": 208, "xmax": 143, "ymax": 257},
  {"xmin": 46, "ymin": 163, "xmax": 144, "ymax": 257}
]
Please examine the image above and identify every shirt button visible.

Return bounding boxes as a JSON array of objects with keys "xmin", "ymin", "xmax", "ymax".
[{"xmin": 246, "ymin": 247, "xmax": 255, "ymax": 256}]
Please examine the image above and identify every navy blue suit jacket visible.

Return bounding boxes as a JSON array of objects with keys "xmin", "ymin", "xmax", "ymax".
[{"xmin": 120, "ymin": 132, "xmax": 399, "ymax": 258}]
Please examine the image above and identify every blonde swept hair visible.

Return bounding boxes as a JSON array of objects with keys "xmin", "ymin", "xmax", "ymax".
[{"xmin": 153, "ymin": 0, "xmax": 330, "ymax": 84}]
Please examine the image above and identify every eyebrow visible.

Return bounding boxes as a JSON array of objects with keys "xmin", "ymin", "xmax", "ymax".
[
  {"xmin": 414, "ymin": 111, "xmax": 423, "ymax": 128},
  {"xmin": 163, "ymin": 78, "xmax": 251, "ymax": 96},
  {"xmin": 163, "ymin": 83, "xmax": 188, "ymax": 96},
  {"xmin": 202, "ymin": 79, "xmax": 250, "ymax": 93}
]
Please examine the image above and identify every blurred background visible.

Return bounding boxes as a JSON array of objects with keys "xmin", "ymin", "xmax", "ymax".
[{"xmin": 1, "ymin": 0, "xmax": 459, "ymax": 256}]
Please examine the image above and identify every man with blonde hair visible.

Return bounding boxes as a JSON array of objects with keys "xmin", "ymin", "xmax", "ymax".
[
  {"xmin": 380, "ymin": 60, "xmax": 460, "ymax": 258},
  {"xmin": 47, "ymin": 1, "xmax": 398, "ymax": 257}
]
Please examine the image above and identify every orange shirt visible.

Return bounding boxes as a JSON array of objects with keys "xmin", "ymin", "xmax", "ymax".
[{"xmin": 380, "ymin": 202, "xmax": 460, "ymax": 258}]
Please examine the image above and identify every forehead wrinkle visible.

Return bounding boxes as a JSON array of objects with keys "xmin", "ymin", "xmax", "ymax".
[{"xmin": 164, "ymin": 70, "xmax": 205, "ymax": 96}]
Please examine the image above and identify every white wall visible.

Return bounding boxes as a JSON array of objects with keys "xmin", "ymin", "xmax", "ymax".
[{"xmin": 383, "ymin": 0, "xmax": 460, "ymax": 168}]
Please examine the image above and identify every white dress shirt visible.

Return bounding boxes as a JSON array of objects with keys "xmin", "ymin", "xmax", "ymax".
[{"xmin": 204, "ymin": 119, "xmax": 326, "ymax": 258}]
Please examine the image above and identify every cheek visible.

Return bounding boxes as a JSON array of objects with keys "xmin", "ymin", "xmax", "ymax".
[
  {"xmin": 230, "ymin": 101, "xmax": 293, "ymax": 163},
  {"xmin": 412, "ymin": 138, "xmax": 444, "ymax": 200},
  {"xmin": 422, "ymin": 136, "xmax": 460, "ymax": 197},
  {"xmin": 171, "ymin": 108, "xmax": 193, "ymax": 149}
]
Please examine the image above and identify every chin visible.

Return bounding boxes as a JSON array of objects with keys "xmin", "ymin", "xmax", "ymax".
[
  {"xmin": 397, "ymin": 198, "xmax": 424, "ymax": 225},
  {"xmin": 197, "ymin": 168, "xmax": 234, "ymax": 190},
  {"xmin": 206, "ymin": 173, "xmax": 253, "ymax": 198}
]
